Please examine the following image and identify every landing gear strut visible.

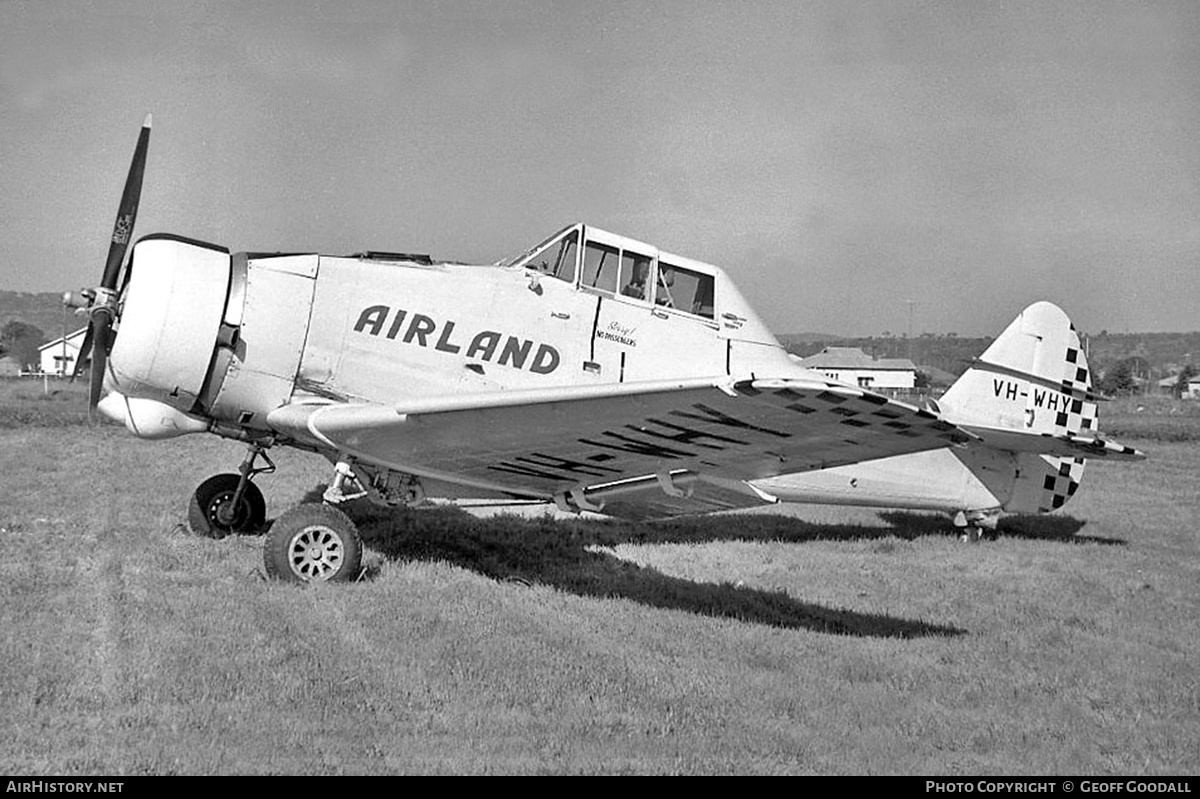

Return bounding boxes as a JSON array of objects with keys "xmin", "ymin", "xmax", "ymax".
[{"xmin": 187, "ymin": 443, "xmax": 274, "ymax": 538}]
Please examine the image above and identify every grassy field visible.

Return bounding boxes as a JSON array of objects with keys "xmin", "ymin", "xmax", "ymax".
[{"xmin": 1, "ymin": 378, "xmax": 1198, "ymax": 774}]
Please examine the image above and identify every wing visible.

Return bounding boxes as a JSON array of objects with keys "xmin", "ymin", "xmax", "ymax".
[{"xmin": 267, "ymin": 376, "xmax": 972, "ymax": 516}]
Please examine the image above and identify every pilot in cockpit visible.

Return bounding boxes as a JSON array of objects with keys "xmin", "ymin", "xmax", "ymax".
[{"xmin": 621, "ymin": 257, "xmax": 651, "ymax": 300}]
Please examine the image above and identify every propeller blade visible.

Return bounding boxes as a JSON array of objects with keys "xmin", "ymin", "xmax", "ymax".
[
  {"xmin": 118, "ymin": 256, "xmax": 134, "ymax": 297},
  {"xmin": 87, "ymin": 313, "xmax": 113, "ymax": 418},
  {"xmin": 70, "ymin": 325, "xmax": 94, "ymax": 381},
  {"xmin": 101, "ymin": 114, "xmax": 151, "ymax": 290},
  {"xmin": 79, "ymin": 114, "xmax": 151, "ymax": 407}
]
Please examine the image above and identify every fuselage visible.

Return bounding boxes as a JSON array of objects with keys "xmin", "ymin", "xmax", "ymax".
[{"xmin": 104, "ymin": 224, "xmax": 800, "ymax": 440}]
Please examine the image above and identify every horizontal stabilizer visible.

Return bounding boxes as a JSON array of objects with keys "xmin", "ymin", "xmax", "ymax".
[{"xmin": 958, "ymin": 424, "xmax": 1146, "ymax": 461}]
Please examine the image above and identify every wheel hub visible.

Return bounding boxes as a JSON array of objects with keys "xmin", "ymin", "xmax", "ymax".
[
  {"xmin": 212, "ymin": 495, "xmax": 243, "ymax": 527},
  {"xmin": 288, "ymin": 525, "xmax": 345, "ymax": 581}
]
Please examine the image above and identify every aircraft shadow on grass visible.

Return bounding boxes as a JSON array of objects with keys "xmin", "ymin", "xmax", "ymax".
[
  {"xmin": 877, "ymin": 511, "xmax": 1125, "ymax": 546},
  {"xmin": 282, "ymin": 486, "xmax": 973, "ymax": 639}
]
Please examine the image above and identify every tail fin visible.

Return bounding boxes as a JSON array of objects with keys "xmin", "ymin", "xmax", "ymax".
[
  {"xmin": 937, "ymin": 301, "xmax": 1098, "ymax": 436},
  {"xmin": 936, "ymin": 302, "xmax": 1142, "ymax": 514}
]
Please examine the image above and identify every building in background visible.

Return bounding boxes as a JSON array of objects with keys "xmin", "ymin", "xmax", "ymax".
[
  {"xmin": 800, "ymin": 346, "xmax": 917, "ymax": 391},
  {"xmin": 37, "ymin": 327, "xmax": 89, "ymax": 376}
]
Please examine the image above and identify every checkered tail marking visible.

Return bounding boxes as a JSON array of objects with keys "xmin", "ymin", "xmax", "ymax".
[
  {"xmin": 1038, "ymin": 455, "xmax": 1086, "ymax": 512},
  {"xmin": 1052, "ymin": 325, "xmax": 1098, "ymax": 436}
]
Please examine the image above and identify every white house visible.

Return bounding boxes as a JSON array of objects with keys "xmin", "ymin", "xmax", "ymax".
[
  {"xmin": 37, "ymin": 327, "xmax": 89, "ymax": 376},
  {"xmin": 800, "ymin": 346, "xmax": 917, "ymax": 390}
]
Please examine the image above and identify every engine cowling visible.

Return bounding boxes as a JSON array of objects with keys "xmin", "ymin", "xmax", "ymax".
[{"xmin": 108, "ymin": 235, "xmax": 232, "ymax": 414}]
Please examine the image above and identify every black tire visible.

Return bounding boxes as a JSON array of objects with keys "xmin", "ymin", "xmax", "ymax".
[
  {"xmin": 264, "ymin": 503, "xmax": 363, "ymax": 583},
  {"xmin": 188, "ymin": 473, "xmax": 267, "ymax": 538}
]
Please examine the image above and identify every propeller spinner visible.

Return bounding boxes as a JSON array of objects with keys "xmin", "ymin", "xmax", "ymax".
[{"xmin": 67, "ymin": 114, "xmax": 152, "ymax": 416}]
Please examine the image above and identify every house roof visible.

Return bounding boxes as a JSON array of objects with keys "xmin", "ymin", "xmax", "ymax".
[
  {"xmin": 37, "ymin": 326, "xmax": 89, "ymax": 352},
  {"xmin": 1157, "ymin": 372, "xmax": 1200, "ymax": 387},
  {"xmin": 802, "ymin": 346, "xmax": 917, "ymax": 372}
]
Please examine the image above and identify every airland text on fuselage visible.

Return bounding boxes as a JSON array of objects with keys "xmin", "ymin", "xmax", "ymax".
[{"xmin": 354, "ymin": 305, "xmax": 560, "ymax": 375}]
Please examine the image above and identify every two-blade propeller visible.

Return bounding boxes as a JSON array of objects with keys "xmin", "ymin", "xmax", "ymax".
[{"xmin": 66, "ymin": 114, "xmax": 151, "ymax": 417}]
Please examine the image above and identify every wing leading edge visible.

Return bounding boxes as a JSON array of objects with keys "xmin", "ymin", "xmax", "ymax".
[{"xmin": 267, "ymin": 377, "xmax": 972, "ymax": 514}]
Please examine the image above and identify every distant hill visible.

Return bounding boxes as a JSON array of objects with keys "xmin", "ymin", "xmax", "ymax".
[
  {"xmin": 778, "ymin": 330, "xmax": 1200, "ymax": 381},
  {"xmin": 0, "ymin": 291, "xmax": 78, "ymax": 344},
  {"xmin": 774, "ymin": 332, "xmax": 843, "ymax": 346}
]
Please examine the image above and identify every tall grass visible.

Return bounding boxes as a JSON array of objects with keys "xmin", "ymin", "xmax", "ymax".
[{"xmin": 0, "ymin": 423, "xmax": 1196, "ymax": 774}]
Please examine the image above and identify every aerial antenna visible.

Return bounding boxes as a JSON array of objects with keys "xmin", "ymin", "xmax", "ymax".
[{"xmin": 906, "ymin": 299, "xmax": 915, "ymax": 363}]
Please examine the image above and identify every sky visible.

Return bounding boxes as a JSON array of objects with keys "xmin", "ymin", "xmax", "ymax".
[{"xmin": 1, "ymin": 0, "xmax": 1197, "ymax": 337}]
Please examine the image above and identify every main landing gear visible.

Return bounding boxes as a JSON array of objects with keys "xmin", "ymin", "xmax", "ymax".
[
  {"xmin": 187, "ymin": 443, "xmax": 368, "ymax": 583},
  {"xmin": 264, "ymin": 503, "xmax": 363, "ymax": 583},
  {"xmin": 187, "ymin": 443, "xmax": 274, "ymax": 538}
]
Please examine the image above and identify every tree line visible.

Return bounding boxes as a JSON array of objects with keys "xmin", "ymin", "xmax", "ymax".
[{"xmin": 0, "ymin": 321, "xmax": 45, "ymax": 369}]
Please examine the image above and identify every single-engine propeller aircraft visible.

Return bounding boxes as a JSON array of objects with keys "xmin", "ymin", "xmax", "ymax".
[{"xmin": 66, "ymin": 117, "xmax": 1145, "ymax": 582}]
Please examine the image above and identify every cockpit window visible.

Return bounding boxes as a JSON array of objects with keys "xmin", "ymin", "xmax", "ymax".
[
  {"xmin": 620, "ymin": 252, "xmax": 653, "ymax": 301},
  {"xmin": 656, "ymin": 261, "xmax": 715, "ymax": 319},
  {"xmin": 513, "ymin": 226, "xmax": 718, "ymax": 321},
  {"xmin": 520, "ymin": 228, "xmax": 578, "ymax": 283},
  {"xmin": 581, "ymin": 241, "xmax": 619, "ymax": 295}
]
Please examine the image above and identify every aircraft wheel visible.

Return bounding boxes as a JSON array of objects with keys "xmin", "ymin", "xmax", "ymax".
[
  {"xmin": 188, "ymin": 473, "xmax": 267, "ymax": 538},
  {"xmin": 264, "ymin": 503, "xmax": 363, "ymax": 583},
  {"xmin": 959, "ymin": 526, "xmax": 985, "ymax": 544}
]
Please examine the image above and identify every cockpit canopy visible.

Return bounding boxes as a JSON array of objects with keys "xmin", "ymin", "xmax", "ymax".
[{"xmin": 506, "ymin": 224, "xmax": 717, "ymax": 322}]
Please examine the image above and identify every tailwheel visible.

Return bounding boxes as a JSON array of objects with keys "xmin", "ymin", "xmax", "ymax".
[
  {"xmin": 954, "ymin": 509, "xmax": 1000, "ymax": 544},
  {"xmin": 265, "ymin": 503, "xmax": 363, "ymax": 583},
  {"xmin": 959, "ymin": 526, "xmax": 985, "ymax": 544},
  {"xmin": 188, "ymin": 473, "xmax": 267, "ymax": 538}
]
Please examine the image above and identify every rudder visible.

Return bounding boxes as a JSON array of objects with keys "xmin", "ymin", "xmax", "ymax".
[
  {"xmin": 936, "ymin": 302, "xmax": 1099, "ymax": 514},
  {"xmin": 937, "ymin": 301, "xmax": 1098, "ymax": 437}
]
